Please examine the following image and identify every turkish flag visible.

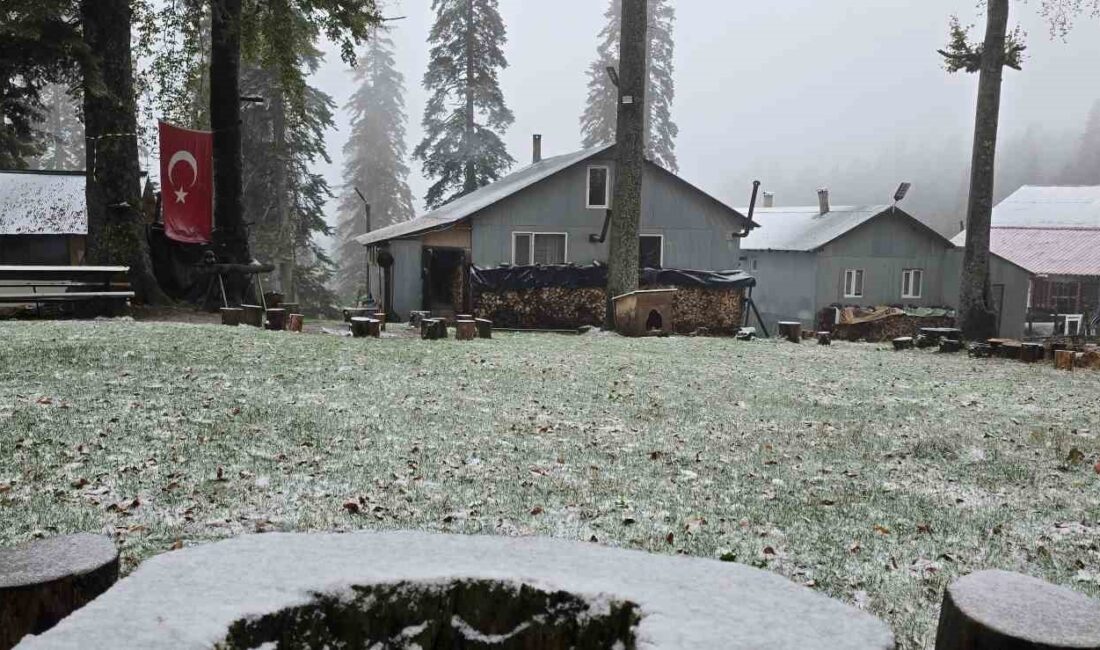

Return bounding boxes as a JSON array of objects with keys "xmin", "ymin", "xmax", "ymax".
[{"xmin": 158, "ymin": 121, "xmax": 213, "ymax": 244}]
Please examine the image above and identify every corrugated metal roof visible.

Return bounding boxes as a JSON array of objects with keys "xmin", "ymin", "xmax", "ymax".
[
  {"xmin": 951, "ymin": 227, "xmax": 1100, "ymax": 277},
  {"xmin": 991, "ymin": 185, "xmax": 1100, "ymax": 229},
  {"xmin": 0, "ymin": 170, "xmax": 86, "ymax": 235},
  {"xmin": 357, "ymin": 145, "xmax": 613, "ymax": 247},
  {"xmin": 740, "ymin": 204, "xmax": 896, "ymax": 251}
]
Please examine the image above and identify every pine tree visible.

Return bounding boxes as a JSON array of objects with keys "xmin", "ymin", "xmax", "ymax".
[
  {"xmin": 334, "ymin": 29, "xmax": 415, "ymax": 304},
  {"xmin": 30, "ymin": 83, "xmax": 86, "ymax": 170},
  {"xmin": 1062, "ymin": 99, "xmax": 1100, "ymax": 184},
  {"xmin": 414, "ymin": 0, "xmax": 515, "ymax": 210},
  {"xmin": 581, "ymin": 0, "xmax": 678, "ymax": 172}
]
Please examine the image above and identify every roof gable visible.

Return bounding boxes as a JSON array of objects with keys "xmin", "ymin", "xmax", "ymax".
[
  {"xmin": 0, "ymin": 170, "xmax": 87, "ymax": 235},
  {"xmin": 740, "ymin": 205, "xmax": 944, "ymax": 252}
]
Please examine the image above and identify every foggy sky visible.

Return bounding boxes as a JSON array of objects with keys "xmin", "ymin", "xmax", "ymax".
[{"xmin": 311, "ymin": 0, "xmax": 1100, "ymax": 238}]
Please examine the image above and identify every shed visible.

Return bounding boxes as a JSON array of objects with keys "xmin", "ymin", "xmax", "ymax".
[{"xmin": 0, "ymin": 170, "xmax": 86, "ymax": 265}]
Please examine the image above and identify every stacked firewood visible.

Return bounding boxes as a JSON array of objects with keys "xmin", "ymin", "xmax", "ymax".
[
  {"xmin": 833, "ymin": 315, "xmax": 956, "ymax": 342},
  {"xmin": 667, "ymin": 287, "xmax": 744, "ymax": 335}
]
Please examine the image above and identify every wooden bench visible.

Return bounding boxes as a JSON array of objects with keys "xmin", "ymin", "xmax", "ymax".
[{"xmin": 0, "ymin": 266, "xmax": 134, "ymax": 316}]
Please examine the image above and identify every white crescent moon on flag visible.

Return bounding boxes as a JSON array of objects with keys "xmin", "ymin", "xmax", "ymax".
[{"xmin": 167, "ymin": 150, "xmax": 199, "ymax": 188}]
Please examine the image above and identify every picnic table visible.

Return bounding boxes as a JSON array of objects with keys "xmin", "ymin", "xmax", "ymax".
[{"xmin": 0, "ymin": 265, "xmax": 134, "ymax": 315}]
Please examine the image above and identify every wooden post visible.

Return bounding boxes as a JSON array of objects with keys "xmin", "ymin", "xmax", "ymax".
[
  {"xmin": 220, "ymin": 307, "xmax": 242, "ymax": 326},
  {"xmin": 350, "ymin": 317, "xmax": 372, "ymax": 338},
  {"xmin": 456, "ymin": 320, "xmax": 476, "ymax": 340},
  {"xmin": 287, "ymin": 313, "xmax": 304, "ymax": 333},
  {"xmin": 475, "ymin": 317, "xmax": 493, "ymax": 339},
  {"xmin": 241, "ymin": 304, "xmax": 264, "ymax": 327},
  {"xmin": 778, "ymin": 321, "xmax": 802, "ymax": 343},
  {"xmin": 264, "ymin": 308, "xmax": 287, "ymax": 331}
]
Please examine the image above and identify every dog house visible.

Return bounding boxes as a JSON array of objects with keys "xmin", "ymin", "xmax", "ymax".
[{"xmin": 613, "ymin": 288, "xmax": 676, "ymax": 337}]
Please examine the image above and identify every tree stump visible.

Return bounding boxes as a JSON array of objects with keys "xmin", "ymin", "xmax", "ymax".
[
  {"xmin": 816, "ymin": 331, "xmax": 832, "ymax": 346},
  {"xmin": 241, "ymin": 304, "xmax": 264, "ymax": 328},
  {"xmin": 777, "ymin": 321, "xmax": 802, "ymax": 343},
  {"xmin": 350, "ymin": 317, "xmax": 373, "ymax": 338},
  {"xmin": 475, "ymin": 318, "xmax": 493, "ymax": 339},
  {"xmin": 264, "ymin": 309, "xmax": 287, "ymax": 331},
  {"xmin": 968, "ymin": 343, "xmax": 993, "ymax": 358},
  {"xmin": 287, "ymin": 314, "xmax": 304, "ymax": 333},
  {"xmin": 999, "ymin": 342, "xmax": 1022, "ymax": 360},
  {"xmin": 0, "ymin": 533, "xmax": 119, "ymax": 649},
  {"xmin": 1055, "ymin": 349, "xmax": 1076, "ymax": 371},
  {"xmin": 279, "ymin": 304, "xmax": 299, "ymax": 326},
  {"xmin": 343, "ymin": 307, "xmax": 371, "ymax": 323},
  {"xmin": 916, "ymin": 334, "xmax": 936, "ymax": 349},
  {"xmin": 892, "ymin": 337, "xmax": 914, "ymax": 351},
  {"xmin": 220, "ymin": 307, "xmax": 242, "ymax": 327},
  {"xmin": 934, "ymin": 570, "xmax": 1100, "ymax": 650},
  {"xmin": 1019, "ymin": 343, "xmax": 1043, "ymax": 363},
  {"xmin": 455, "ymin": 320, "xmax": 476, "ymax": 341},
  {"xmin": 365, "ymin": 318, "xmax": 382, "ymax": 338},
  {"xmin": 421, "ymin": 318, "xmax": 447, "ymax": 340},
  {"xmin": 409, "ymin": 311, "xmax": 431, "ymax": 328},
  {"xmin": 939, "ymin": 339, "xmax": 963, "ymax": 354}
]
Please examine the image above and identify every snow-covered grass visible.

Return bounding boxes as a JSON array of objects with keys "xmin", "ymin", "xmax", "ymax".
[{"xmin": 1, "ymin": 320, "xmax": 1098, "ymax": 648}]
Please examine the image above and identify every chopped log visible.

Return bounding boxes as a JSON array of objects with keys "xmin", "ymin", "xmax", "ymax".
[
  {"xmin": 475, "ymin": 318, "xmax": 493, "ymax": 339},
  {"xmin": 455, "ymin": 320, "xmax": 476, "ymax": 341},
  {"xmin": 264, "ymin": 308, "xmax": 287, "ymax": 331},
  {"xmin": 409, "ymin": 311, "xmax": 431, "ymax": 327},
  {"xmin": 1079, "ymin": 349, "xmax": 1100, "ymax": 370},
  {"xmin": 1055, "ymin": 349, "xmax": 1076, "ymax": 371},
  {"xmin": 350, "ymin": 317, "xmax": 373, "ymax": 338},
  {"xmin": 916, "ymin": 334, "xmax": 936, "ymax": 349},
  {"xmin": 934, "ymin": 570, "xmax": 1100, "ymax": 650},
  {"xmin": 220, "ymin": 307, "xmax": 242, "ymax": 327},
  {"xmin": 420, "ymin": 318, "xmax": 447, "ymax": 340},
  {"xmin": 0, "ymin": 533, "xmax": 119, "ymax": 649},
  {"xmin": 778, "ymin": 321, "xmax": 802, "ymax": 343},
  {"xmin": 817, "ymin": 331, "xmax": 832, "ymax": 345},
  {"xmin": 892, "ymin": 337, "xmax": 914, "ymax": 351},
  {"xmin": 287, "ymin": 314, "xmax": 304, "ymax": 333},
  {"xmin": 939, "ymin": 339, "xmax": 963, "ymax": 353},
  {"xmin": 968, "ymin": 343, "xmax": 993, "ymax": 358},
  {"xmin": 1019, "ymin": 343, "xmax": 1043, "ymax": 363},
  {"xmin": 241, "ymin": 304, "xmax": 264, "ymax": 328},
  {"xmin": 998, "ymin": 341, "xmax": 1022, "ymax": 360},
  {"xmin": 343, "ymin": 307, "xmax": 371, "ymax": 323},
  {"xmin": 280, "ymin": 303, "xmax": 299, "ymax": 325},
  {"xmin": 365, "ymin": 318, "xmax": 381, "ymax": 338}
]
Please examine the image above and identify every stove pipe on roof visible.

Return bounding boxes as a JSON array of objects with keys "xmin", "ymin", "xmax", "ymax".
[
  {"xmin": 817, "ymin": 188, "xmax": 830, "ymax": 215},
  {"xmin": 762, "ymin": 191, "xmax": 774, "ymax": 208},
  {"xmin": 532, "ymin": 134, "xmax": 542, "ymax": 164}
]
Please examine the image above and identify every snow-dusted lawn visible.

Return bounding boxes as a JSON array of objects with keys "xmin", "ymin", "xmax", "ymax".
[{"xmin": 1, "ymin": 320, "xmax": 1098, "ymax": 647}]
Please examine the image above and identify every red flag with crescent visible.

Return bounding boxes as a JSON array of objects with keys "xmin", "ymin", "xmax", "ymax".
[{"xmin": 158, "ymin": 121, "xmax": 213, "ymax": 244}]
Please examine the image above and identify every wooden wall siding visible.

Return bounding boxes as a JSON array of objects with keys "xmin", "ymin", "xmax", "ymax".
[
  {"xmin": 743, "ymin": 250, "xmax": 819, "ymax": 329},
  {"xmin": 470, "ymin": 159, "xmax": 743, "ymax": 270},
  {"xmin": 388, "ymin": 239, "xmax": 423, "ymax": 319},
  {"xmin": 421, "ymin": 224, "xmax": 471, "ymax": 250}
]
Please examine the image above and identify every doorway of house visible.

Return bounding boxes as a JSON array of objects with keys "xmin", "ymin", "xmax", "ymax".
[{"xmin": 422, "ymin": 247, "xmax": 467, "ymax": 318}]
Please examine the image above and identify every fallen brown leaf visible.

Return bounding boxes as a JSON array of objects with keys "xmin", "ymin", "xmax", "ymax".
[{"xmin": 530, "ymin": 506, "xmax": 544, "ymax": 515}]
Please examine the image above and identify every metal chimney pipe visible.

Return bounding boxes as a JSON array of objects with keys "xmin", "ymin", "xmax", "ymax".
[
  {"xmin": 762, "ymin": 191, "xmax": 774, "ymax": 208},
  {"xmin": 817, "ymin": 188, "xmax": 830, "ymax": 215},
  {"xmin": 532, "ymin": 134, "xmax": 542, "ymax": 164}
]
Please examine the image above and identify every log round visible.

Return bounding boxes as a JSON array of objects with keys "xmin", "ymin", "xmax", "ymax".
[
  {"xmin": 264, "ymin": 308, "xmax": 287, "ymax": 331},
  {"xmin": 777, "ymin": 321, "xmax": 802, "ymax": 343},
  {"xmin": 1, "ymin": 534, "xmax": 119, "ymax": 649},
  {"xmin": 455, "ymin": 320, "xmax": 476, "ymax": 341},
  {"xmin": 474, "ymin": 317, "xmax": 493, "ymax": 339},
  {"xmin": 287, "ymin": 314, "xmax": 304, "ymax": 333},
  {"xmin": 240, "ymin": 304, "xmax": 264, "ymax": 328},
  {"xmin": 934, "ymin": 570, "xmax": 1100, "ymax": 650},
  {"xmin": 220, "ymin": 307, "xmax": 242, "ymax": 327},
  {"xmin": 350, "ymin": 317, "xmax": 372, "ymax": 338},
  {"xmin": 18, "ymin": 532, "xmax": 894, "ymax": 650}
]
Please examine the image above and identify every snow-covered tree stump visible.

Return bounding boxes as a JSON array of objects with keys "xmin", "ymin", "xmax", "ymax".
[
  {"xmin": 455, "ymin": 320, "xmax": 476, "ymax": 340},
  {"xmin": 934, "ymin": 570, "xmax": 1100, "ymax": 650},
  {"xmin": 778, "ymin": 321, "xmax": 802, "ymax": 343},
  {"xmin": 17, "ymin": 532, "xmax": 894, "ymax": 650},
  {"xmin": 241, "ymin": 304, "xmax": 264, "ymax": 328},
  {"xmin": 350, "ymin": 317, "xmax": 373, "ymax": 338},
  {"xmin": 1, "ymin": 534, "xmax": 118, "ymax": 649},
  {"xmin": 220, "ymin": 307, "xmax": 242, "ymax": 326},
  {"xmin": 287, "ymin": 314, "xmax": 304, "ymax": 333},
  {"xmin": 475, "ymin": 317, "xmax": 493, "ymax": 339},
  {"xmin": 264, "ymin": 308, "xmax": 287, "ymax": 331}
]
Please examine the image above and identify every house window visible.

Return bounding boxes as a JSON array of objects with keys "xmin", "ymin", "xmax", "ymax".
[
  {"xmin": 587, "ymin": 166, "xmax": 610, "ymax": 209},
  {"xmin": 639, "ymin": 234, "xmax": 663, "ymax": 268},
  {"xmin": 1052, "ymin": 281, "xmax": 1080, "ymax": 313},
  {"xmin": 902, "ymin": 269, "xmax": 923, "ymax": 299},
  {"xmin": 751, "ymin": 258, "xmax": 759, "ymax": 271},
  {"xmin": 843, "ymin": 269, "xmax": 864, "ymax": 298},
  {"xmin": 512, "ymin": 232, "xmax": 567, "ymax": 265}
]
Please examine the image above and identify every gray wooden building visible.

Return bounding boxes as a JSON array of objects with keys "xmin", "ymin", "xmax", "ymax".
[
  {"xmin": 357, "ymin": 142, "xmax": 757, "ymax": 318},
  {"xmin": 740, "ymin": 191, "xmax": 1031, "ymax": 338},
  {"xmin": 0, "ymin": 170, "xmax": 87, "ymax": 265}
]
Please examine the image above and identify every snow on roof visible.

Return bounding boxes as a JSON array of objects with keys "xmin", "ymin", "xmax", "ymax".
[
  {"xmin": 739, "ymin": 204, "xmax": 897, "ymax": 251},
  {"xmin": 0, "ymin": 170, "xmax": 86, "ymax": 235},
  {"xmin": 357, "ymin": 145, "xmax": 614, "ymax": 247},
  {"xmin": 951, "ymin": 227, "xmax": 1100, "ymax": 277},
  {"xmin": 990, "ymin": 185, "xmax": 1100, "ymax": 229}
]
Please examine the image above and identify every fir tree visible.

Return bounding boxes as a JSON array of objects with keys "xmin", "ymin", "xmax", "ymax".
[
  {"xmin": 1062, "ymin": 99, "xmax": 1100, "ymax": 184},
  {"xmin": 334, "ymin": 29, "xmax": 415, "ymax": 304},
  {"xmin": 414, "ymin": 0, "xmax": 515, "ymax": 210},
  {"xmin": 581, "ymin": 0, "xmax": 678, "ymax": 172},
  {"xmin": 30, "ymin": 83, "xmax": 86, "ymax": 170}
]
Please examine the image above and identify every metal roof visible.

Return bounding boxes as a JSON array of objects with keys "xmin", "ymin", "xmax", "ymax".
[
  {"xmin": 739, "ymin": 204, "xmax": 901, "ymax": 251},
  {"xmin": 990, "ymin": 185, "xmax": 1100, "ymax": 229},
  {"xmin": 357, "ymin": 145, "xmax": 614, "ymax": 247},
  {"xmin": 951, "ymin": 227, "xmax": 1100, "ymax": 277},
  {"xmin": 0, "ymin": 170, "xmax": 86, "ymax": 235}
]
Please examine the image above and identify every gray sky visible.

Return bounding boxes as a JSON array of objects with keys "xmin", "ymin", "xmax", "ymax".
[{"xmin": 311, "ymin": 0, "xmax": 1100, "ymax": 235}]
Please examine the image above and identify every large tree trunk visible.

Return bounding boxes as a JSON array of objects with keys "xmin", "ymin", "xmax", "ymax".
[
  {"xmin": 271, "ymin": 88, "xmax": 295, "ymax": 301},
  {"xmin": 210, "ymin": 0, "xmax": 252, "ymax": 303},
  {"xmin": 958, "ymin": 0, "xmax": 1009, "ymax": 341},
  {"xmin": 605, "ymin": 0, "xmax": 648, "ymax": 329},
  {"xmin": 463, "ymin": 0, "xmax": 477, "ymax": 195},
  {"xmin": 80, "ymin": 0, "xmax": 168, "ymax": 305}
]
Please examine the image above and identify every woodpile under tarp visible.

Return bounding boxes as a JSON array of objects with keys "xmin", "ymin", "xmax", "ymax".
[
  {"xmin": 828, "ymin": 306, "xmax": 955, "ymax": 342},
  {"xmin": 470, "ymin": 265, "xmax": 753, "ymax": 334}
]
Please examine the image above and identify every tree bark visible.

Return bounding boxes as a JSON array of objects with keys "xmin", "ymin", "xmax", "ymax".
[
  {"xmin": 210, "ymin": 0, "xmax": 252, "ymax": 303},
  {"xmin": 958, "ymin": 0, "xmax": 1009, "ymax": 341},
  {"xmin": 463, "ymin": 0, "xmax": 477, "ymax": 195},
  {"xmin": 80, "ymin": 0, "xmax": 168, "ymax": 305},
  {"xmin": 272, "ymin": 88, "xmax": 295, "ymax": 302},
  {"xmin": 605, "ymin": 0, "xmax": 648, "ymax": 329}
]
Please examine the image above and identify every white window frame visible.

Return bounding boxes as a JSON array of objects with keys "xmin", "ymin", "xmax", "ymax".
[
  {"xmin": 586, "ymin": 165, "xmax": 610, "ymax": 209},
  {"xmin": 511, "ymin": 231, "xmax": 569, "ymax": 265},
  {"xmin": 843, "ymin": 269, "xmax": 864, "ymax": 298},
  {"xmin": 902, "ymin": 268, "xmax": 923, "ymax": 299},
  {"xmin": 639, "ymin": 234, "xmax": 664, "ymax": 268}
]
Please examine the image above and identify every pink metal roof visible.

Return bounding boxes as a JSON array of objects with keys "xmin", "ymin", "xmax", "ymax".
[{"xmin": 985, "ymin": 228, "xmax": 1100, "ymax": 277}]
